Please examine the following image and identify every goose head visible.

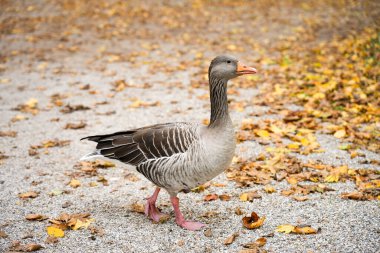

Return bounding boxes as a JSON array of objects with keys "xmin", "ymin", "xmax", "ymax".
[{"xmin": 208, "ymin": 55, "xmax": 257, "ymax": 81}]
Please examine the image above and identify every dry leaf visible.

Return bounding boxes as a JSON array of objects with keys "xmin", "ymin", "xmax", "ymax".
[
  {"xmin": 242, "ymin": 212, "xmax": 265, "ymax": 229},
  {"xmin": 240, "ymin": 191, "xmax": 261, "ymax": 202},
  {"xmin": 334, "ymin": 129, "xmax": 346, "ymax": 138},
  {"xmin": 224, "ymin": 232, "xmax": 239, "ymax": 245},
  {"xmin": 292, "ymin": 196, "xmax": 309, "ymax": 202},
  {"xmin": 26, "ymin": 214, "xmax": 48, "ymax": 221},
  {"xmin": 0, "ymin": 131, "xmax": 17, "ymax": 137},
  {"xmin": 255, "ymin": 237, "xmax": 267, "ymax": 247},
  {"xmin": 293, "ymin": 225, "xmax": 317, "ymax": 234},
  {"xmin": 204, "ymin": 193, "xmax": 218, "ymax": 201},
  {"xmin": 18, "ymin": 191, "xmax": 38, "ymax": 199},
  {"xmin": 64, "ymin": 122, "xmax": 86, "ymax": 129},
  {"xmin": 47, "ymin": 226, "xmax": 65, "ymax": 238},
  {"xmin": 264, "ymin": 185, "xmax": 276, "ymax": 193},
  {"xmin": 276, "ymin": 224, "xmax": 295, "ymax": 234},
  {"xmin": 219, "ymin": 194, "xmax": 231, "ymax": 201},
  {"xmin": 204, "ymin": 228, "xmax": 212, "ymax": 237},
  {"xmin": 69, "ymin": 179, "xmax": 81, "ymax": 188},
  {"xmin": 130, "ymin": 203, "xmax": 145, "ymax": 213},
  {"xmin": 0, "ymin": 230, "xmax": 8, "ymax": 238}
]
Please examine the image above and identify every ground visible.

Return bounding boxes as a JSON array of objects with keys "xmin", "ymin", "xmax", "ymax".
[{"xmin": 0, "ymin": 1, "xmax": 379, "ymax": 253}]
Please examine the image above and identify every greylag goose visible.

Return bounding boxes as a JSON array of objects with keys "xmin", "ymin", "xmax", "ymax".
[{"xmin": 81, "ymin": 55, "xmax": 257, "ymax": 230}]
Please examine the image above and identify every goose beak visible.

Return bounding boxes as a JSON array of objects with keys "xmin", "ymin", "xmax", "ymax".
[{"xmin": 236, "ymin": 62, "xmax": 257, "ymax": 75}]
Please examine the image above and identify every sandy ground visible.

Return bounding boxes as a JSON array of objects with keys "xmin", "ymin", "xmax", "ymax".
[{"xmin": 1, "ymin": 1, "xmax": 379, "ymax": 253}]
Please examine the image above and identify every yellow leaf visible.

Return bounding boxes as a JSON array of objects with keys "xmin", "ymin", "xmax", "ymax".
[
  {"xmin": 334, "ymin": 129, "xmax": 346, "ymax": 138},
  {"xmin": 276, "ymin": 224, "xmax": 295, "ymax": 234},
  {"xmin": 25, "ymin": 98, "xmax": 38, "ymax": 108},
  {"xmin": 255, "ymin": 129, "xmax": 270, "ymax": 139},
  {"xmin": 72, "ymin": 218, "xmax": 95, "ymax": 230},
  {"xmin": 69, "ymin": 179, "xmax": 81, "ymax": 188},
  {"xmin": 47, "ymin": 226, "xmax": 65, "ymax": 238},
  {"xmin": 287, "ymin": 143, "xmax": 300, "ymax": 150},
  {"xmin": 286, "ymin": 177, "xmax": 298, "ymax": 185},
  {"xmin": 240, "ymin": 193, "xmax": 248, "ymax": 202},
  {"xmin": 264, "ymin": 185, "xmax": 276, "ymax": 193},
  {"xmin": 300, "ymin": 138, "xmax": 310, "ymax": 146},
  {"xmin": 325, "ymin": 174, "xmax": 339, "ymax": 183}
]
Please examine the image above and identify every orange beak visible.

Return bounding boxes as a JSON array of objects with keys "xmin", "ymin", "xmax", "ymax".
[{"xmin": 236, "ymin": 61, "xmax": 257, "ymax": 75}]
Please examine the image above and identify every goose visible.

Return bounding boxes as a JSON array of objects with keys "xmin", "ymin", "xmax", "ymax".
[{"xmin": 81, "ymin": 55, "xmax": 257, "ymax": 230}]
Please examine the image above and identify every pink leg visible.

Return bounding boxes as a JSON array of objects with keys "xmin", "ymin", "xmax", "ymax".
[
  {"xmin": 145, "ymin": 187, "xmax": 168, "ymax": 222},
  {"xmin": 170, "ymin": 196, "xmax": 205, "ymax": 231}
]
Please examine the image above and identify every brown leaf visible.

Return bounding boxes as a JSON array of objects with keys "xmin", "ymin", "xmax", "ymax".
[
  {"xmin": 255, "ymin": 237, "xmax": 267, "ymax": 247},
  {"xmin": 26, "ymin": 214, "xmax": 48, "ymax": 221},
  {"xmin": 204, "ymin": 228, "xmax": 212, "ymax": 237},
  {"xmin": 60, "ymin": 104, "xmax": 90, "ymax": 114},
  {"xmin": 45, "ymin": 235, "xmax": 59, "ymax": 244},
  {"xmin": 240, "ymin": 191, "xmax": 262, "ymax": 202},
  {"xmin": 341, "ymin": 192, "xmax": 368, "ymax": 201},
  {"xmin": 293, "ymin": 225, "xmax": 318, "ymax": 234},
  {"xmin": 292, "ymin": 196, "xmax": 309, "ymax": 202},
  {"xmin": 0, "ymin": 230, "xmax": 8, "ymax": 238},
  {"xmin": 64, "ymin": 122, "xmax": 86, "ymax": 129},
  {"xmin": 242, "ymin": 212, "xmax": 265, "ymax": 229},
  {"xmin": 24, "ymin": 243, "xmax": 43, "ymax": 252},
  {"xmin": 10, "ymin": 242, "xmax": 43, "ymax": 252},
  {"xmin": 0, "ymin": 131, "xmax": 17, "ymax": 137},
  {"xmin": 235, "ymin": 207, "xmax": 244, "ymax": 215},
  {"xmin": 204, "ymin": 193, "xmax": 218, "ymax": 201},
  {"xmin": 243, "ymin": 237, "xmax": 267, "ymax": 249},
  {"xmin": 18, "ymin": 191, "xmax": 39, "ymax": 199},
  {"xmin": 130, "ymin": 203, "xmax": 145, "ymax": 213},
  {"xmin": 219, "ymin": 194, "xmax": 231, "ymax": 201},
  {"xmin": 224, "ymin": 232, "xmax": 239, "ymax": 245}
]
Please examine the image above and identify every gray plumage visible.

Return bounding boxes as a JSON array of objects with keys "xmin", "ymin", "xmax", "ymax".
[{"xmin": 81, "ymin": 55, "xmax": 254, "ymax": 197}]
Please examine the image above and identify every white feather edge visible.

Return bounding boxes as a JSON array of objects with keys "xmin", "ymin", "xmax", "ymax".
[{"xmin": 80, "ymin": 150, "xmax": 138, "ymax": 172}]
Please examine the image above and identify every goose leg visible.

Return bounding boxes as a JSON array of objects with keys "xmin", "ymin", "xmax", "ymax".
[
  {"xmin": 170, "ymin": 196, "xmax": 205, "ymax": 231},
  {"xmin": 145, "ymin": 187, "xmax": 168, "ymax": 222}
]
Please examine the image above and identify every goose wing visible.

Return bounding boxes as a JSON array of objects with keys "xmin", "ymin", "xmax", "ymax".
[{"xmin": 81, "ymin": 122, "xmax": 199, "ymax": 166}]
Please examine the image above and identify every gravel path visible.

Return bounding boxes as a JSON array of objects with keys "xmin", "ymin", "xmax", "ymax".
[{"xmin": 1, "ymin": 1, "xmax": 379, "ymax": 253}]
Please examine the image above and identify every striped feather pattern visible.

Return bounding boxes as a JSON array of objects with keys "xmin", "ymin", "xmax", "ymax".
[{"xmin": 81, "ymin": 122, "xmax": 199, "ymax": 167}]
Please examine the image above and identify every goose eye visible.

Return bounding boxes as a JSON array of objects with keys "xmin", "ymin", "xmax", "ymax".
[{"xmin": 227, "ymin": 60, "xmax": 231, "ymax": 64}]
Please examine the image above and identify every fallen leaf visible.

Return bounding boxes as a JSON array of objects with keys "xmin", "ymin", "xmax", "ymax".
[
  {"xmin": 45, "ymin": 235, "xmax": 59, "ymax": 244},
  {"xmin": 130, "ymin": 202, "xmax": 145, "ymax": 213},
  {"xmin": 219, "ymin": 194, "xmax": 231, "ymax": 201},
  {"xmin": 69, "ymin": 179, "xmax": 81, "ymax": 188},
  {"xmin": 204, "ymin": 228, "xmax": 212, "ymax": 237},
  {"xmin": 60, "ymin": 104, "xmax": 90, "ymax": 114},
  {"xmin": 47, "ymin": 226, "xmax": 65, "ymax": 238},
  {"xmin": 293, "ymin": 225, "xmax": 317, "ymax": 234},
  {"xmin": 240, "ymin": 191, "xmax": 262, "ymax": 202},
  {"xmin": 255, "ymin": 237, "xmax": 267, "ymax": 247},
  {"xmin": 334, "ymin": 129, "xmax": 346, "ymax": 138},
  {"xmin": 0, "ymin": 230, "xmax": 8, "ymax": 238},
  {"xmin": 242, "ymin": 212, "xmax": 265, "ymax": 229},
  {"xmin": 64, "ymin": 122, "xmax": 86, "ymax": 129},
  {"xmin": 72, "ymin": 218, "xmax": 95, "ymax": 230},
  {"xmin": 235, "ymin": 207, "xmax": 244, "ymax": 215},
  {"xmin": 204, "ymin": 193, "xmax": 218, "ymax": 201},
  {"xmin": 264, "ymin": 185, "xmax": 276, "ymax": 193},
  {"xmin": 0, "ymin": 131, "xmax": 17, "ymax": 137},
  {"xmin": 276, "ymin": 224, "xmax": 295, "ymax": 234},
  {"xmin": 276, "ymin": 224, "xmax": 318, "ymax": 234},
  {"xmin": 224, "ymin": 232, "xmax": 239, "ymax": 245},
  {"xmin": 324, "ymin": 173, "xmax": 340, "ymax": 183},
  {"xmin": 292, "ymin": 196, "xmax": 309, "ymax": 202},
  {"xmin": 26, "ymin": 214, "xmax": 48, "ymax": 221},
  {"xmin": 18, "ymin": 191, "xmax": 38, "ymax": 199}
]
